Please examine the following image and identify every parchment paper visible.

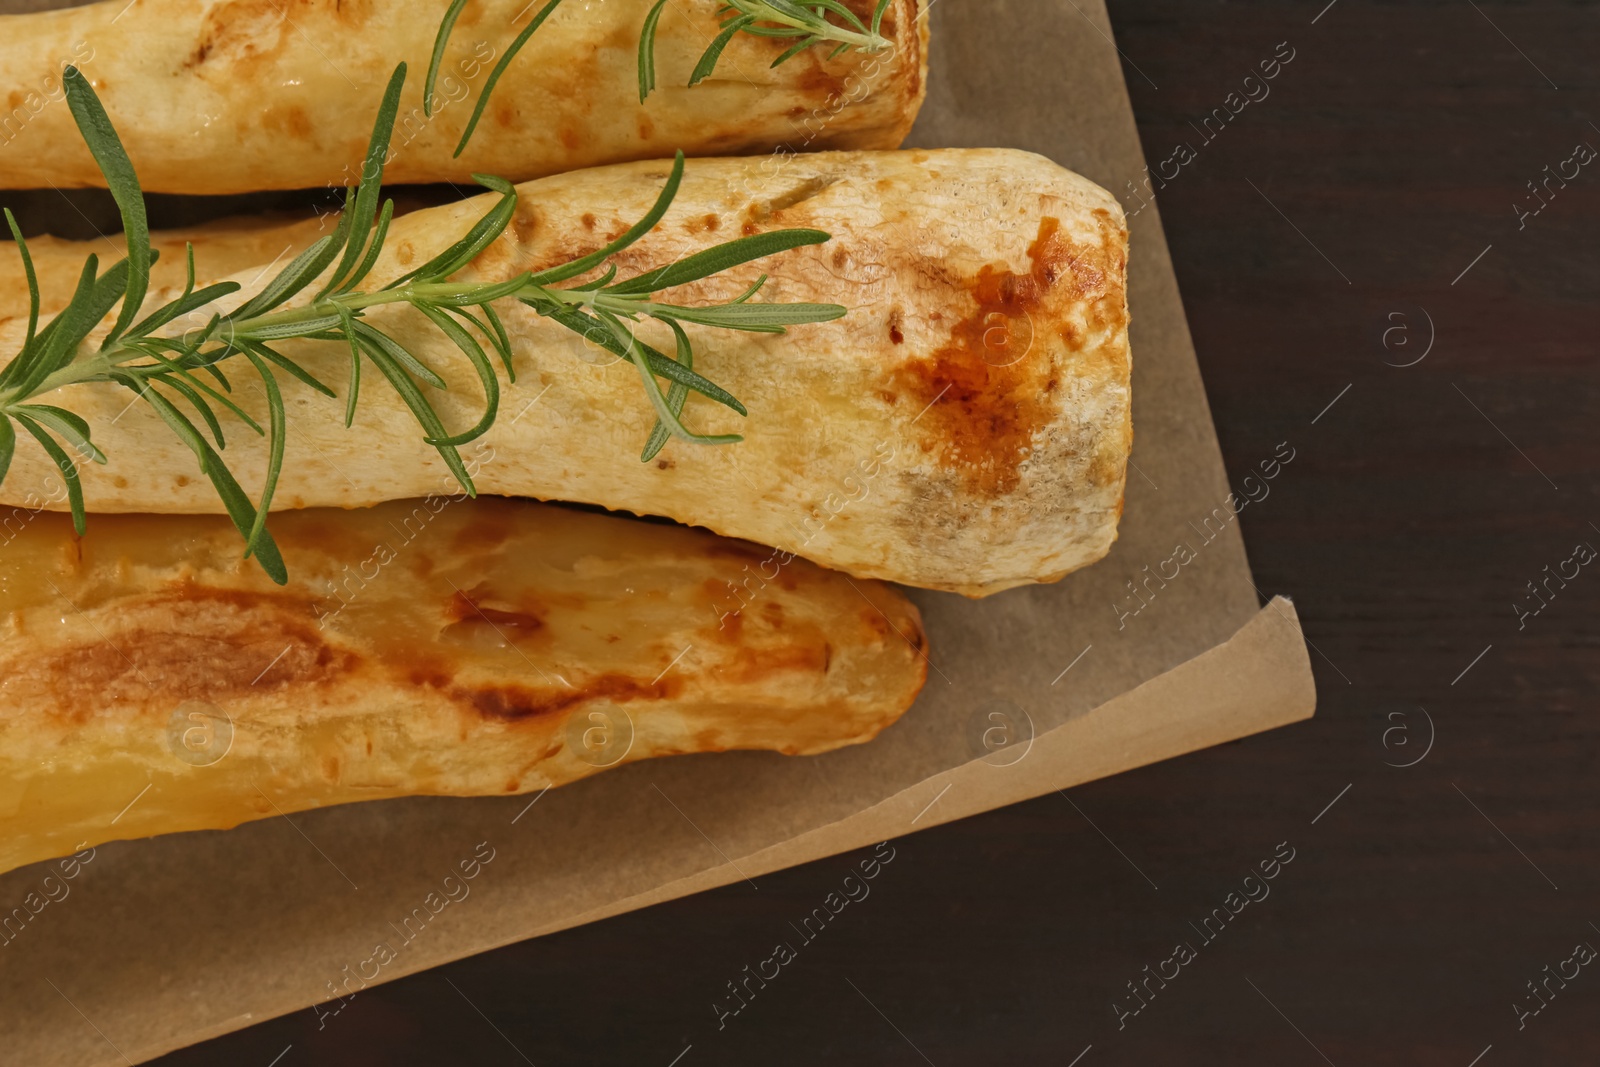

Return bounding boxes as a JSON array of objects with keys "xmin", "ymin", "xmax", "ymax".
[{"xmin": 0, "ymin": 1, "xmax": 1316, "ymax": 1062}]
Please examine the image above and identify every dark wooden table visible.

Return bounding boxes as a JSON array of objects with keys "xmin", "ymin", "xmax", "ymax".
[{"xmin": 157, "ymin": 2, "xmax": 1600, "ymax": 1063}]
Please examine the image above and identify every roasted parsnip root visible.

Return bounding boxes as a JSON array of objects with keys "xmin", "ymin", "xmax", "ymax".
[
  {"xmin": 0, "ymin": 213, "xmax": 327, "ymax": 316},
  {"xmin": 0, "ymin": 497, "xmax": 927, "ymax": 876},
  {"xmin": 0, "ymin": 0, "xmax": 927, "ymax": 194},
  {"xmin": 0, "ymin": 149, "xmax": 1132, "ymax": 597}
]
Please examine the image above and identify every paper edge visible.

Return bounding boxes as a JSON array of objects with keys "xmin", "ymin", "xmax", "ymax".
[{"xmin": 386, "ymin": 596, "xmax": 1314, "ymax": 956}]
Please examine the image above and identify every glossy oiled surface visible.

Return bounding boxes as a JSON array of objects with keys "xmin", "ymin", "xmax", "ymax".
[
  {"xmin": 0, "ymin": 497, "xmax": 926, "ymax": 875},
  {"xmin": 0, "ymin": 0, "xmax": 927, "ymax": 193}
]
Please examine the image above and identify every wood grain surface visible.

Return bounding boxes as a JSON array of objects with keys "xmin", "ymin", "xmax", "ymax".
[{"xmin": 121, "ymin": 0, "xmax": 1600, "ymax": 1062}]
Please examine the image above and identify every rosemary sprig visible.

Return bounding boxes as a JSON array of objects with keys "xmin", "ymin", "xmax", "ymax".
[
  {"xmin": 429, "ymin": 0, "xmax": 894, "ymax": 152},
  {"xmin": 0, "ymin": 63, "xmax": 845, "ymax": 583},
  {"xmin": 664, "ymin": 0, "xmax": 896, "ymax": 97}
]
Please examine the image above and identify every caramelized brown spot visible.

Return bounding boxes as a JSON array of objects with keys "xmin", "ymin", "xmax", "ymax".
[
  {"xmin": 798, "ymin": 61, "xmax": 845, "ymax": 101},
  {"xmin": 186, "ymin": 0, "xmax": 372, "ymax": 77},
  {"xmin": 717, "ymin": 640, "xmax": 830, "ymax": 683},
  {"xmin": 409, "ymin": 664, "xmax": 453, "ymax": 689},
  {"xmin": 5, "ymin": 584, "xmax": 355, "ymax": 722},
  {"xmin": 447, "ymin": 589, "xmax": 544, "ymax": 636},
  {"xmin": 461, "ymin": 673, "xmax": 675, "ymax": 722},
  {"xmin": 862, "ymin": 607, "xmax": 893, "ymax": 640},
  {"xmin": 261, "ymin": 103, "xmax": 312, "ymax": 138},
  {"xmin": 894, "ymin": 217, "xmax": 1095, "ymax": 496}
]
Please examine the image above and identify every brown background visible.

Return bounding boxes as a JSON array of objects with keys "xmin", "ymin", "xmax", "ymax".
[{"xmin": 16, "ymin": 0, "xmax": 1600, "ymax": 1061}]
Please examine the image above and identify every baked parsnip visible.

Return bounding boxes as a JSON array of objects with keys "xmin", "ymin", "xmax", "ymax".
[
  {"xmin": 0, "ymin": 148, "xmax": 1131, "ymax": 597},
  {"xmin": 0, "ymin": 497, "xmax": 927, "ymax": 877},
  {"xmin": 0, "ymin": 0, "xmax": 927, "ymax": 194},
  {"xmin": 0, "ymin": 213, "xmax": 325, "ymax": 316}
]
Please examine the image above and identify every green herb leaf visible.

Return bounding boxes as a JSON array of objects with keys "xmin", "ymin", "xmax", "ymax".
[
  {"xmin": 530, "ymin": 151, "xmax": 685, "ymax": 286},
  {"xmin": 335, "ymin": 198, "xmax": 395, "ymax": 295},
  {"xmin": 538, "ymin": 303, "xmax": 748, "ymax": 415},
  {"xmin": 872, "ymin": 0, "xmax": 893, "ymax": 36},
  {"xmin": 0, "ymin": 417, "xmax": 13, "ymax": 487},
  {"xmin": 453, "ymin": 0, "xmax": 566, "ymax": 157},
  {"xmin": 424, "ymin": 0, "xmax": 472, "ymax": 117},
  {"xmin": 641, "ymin": 319, "xmax": 692, "ymax": 461},
  {"xmin": 351, "ymin": 320, "xmax": 447, "ymax": 390},
  {"xmin": 242, "ymin": 339, "xmax": 336, "ymax": 399},
  {"xmin": 637, "ymin": 0, "xmax": 670, "ymax": 101},
  {"xmin": 13, "ymin": 404, "xmax": 105, "ymax": 465},
  {"xmin": 233, "ymin": 235, "xmax": 338, "ymax": 320},
  {"xmin": 649, "ymin": 300, "xmax": 847, "ymax": 331},
  {"xmin": 326, "ymin": 63, "xmax": 407, "ymax": 293},
  {"xmin": 3, "ymin": 209, "xmax": 40, "ymax": 365},
  {"xmin": 689, "ymin": 13, "xmax": 757, "ymax": 87},
  {"xmin": 393, "ymin": 174, "xmax": 518, "ymax": 287},
  {"xmin": 351, "ymin": 329, "xmax": 474, "ymax": 494},
  {"xmin": 608, "ymin": 228, "xmax": 831, "ymax": 294},
  {"xmin": 334, "ymin": 305, "xmax": 364, "ymax": 427},
  {"xmin": 236, "ymin": 346, "xmax": 284, "ymax": 559},
  {"xmin": 413, "ymin": 302, "xmax": 499, "ymax": 446},
  {"xmin": 62, "ymin": 66, "xmax": 150, "ymax": 346},
  {"xmin": 600, "ymin": 310, "xmax": 741, "ymax": 447},
  {"xmin": 125, "ymin": 377, "xmax": 286, "ymax": 583},
  {"xmin": 14, "ymin": 415, "xmax": 86, "ymax": 535},
  {"xmin": 9, "ymin": 256, "xmax": 100, "ymax": 399}
]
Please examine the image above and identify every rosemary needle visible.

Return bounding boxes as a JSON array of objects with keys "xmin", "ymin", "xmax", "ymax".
[
  {"xmin": 0, "ymin": 63, "xmax": 845, "ymax": 584},
  {"xmin": 428, "ymin": 0, "xmax": 896, "ymax": 150}
]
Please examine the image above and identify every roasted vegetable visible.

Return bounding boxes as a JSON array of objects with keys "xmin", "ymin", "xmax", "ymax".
[
  {"xmin": 0, "ymin": 0, "xmax": 928, "ymax": 194},
  {"xmin": 0, "ymin": 213, "xmax": 325, "ymax": 316},
  {"xmin": 0, "ymin": 148, "xmax": 1132, "ymax": 597},
  {"xmin": 0, "ymin": 497, "xmax": 927, "ymax": 876}
]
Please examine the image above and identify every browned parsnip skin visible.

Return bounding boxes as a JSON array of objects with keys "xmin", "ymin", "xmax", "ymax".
[
  {"xmin": 0, "ymin": 0, "xmax": 927, "ymax": 193},
  {"xmin": 0, "ymin": 498, "xmax": 927, "ymax": 876}
]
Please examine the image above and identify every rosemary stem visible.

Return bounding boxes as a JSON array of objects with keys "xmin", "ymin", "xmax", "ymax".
[
  {"xmin": 19, "ymin": 278, "xmax": 656, "ymax": 399},
  {"xmin": 751, "ymin": 3, "xmax": 887, "ymax": 51},
  {"xmin": 805, "ymin": 24, "xmax": 883, "ymax": 51}
]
